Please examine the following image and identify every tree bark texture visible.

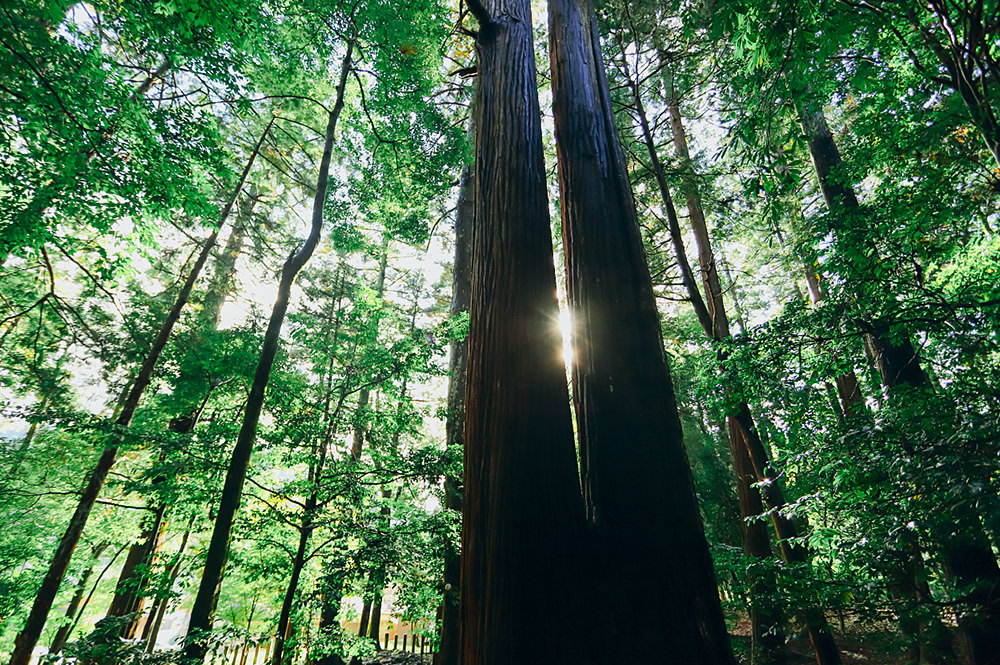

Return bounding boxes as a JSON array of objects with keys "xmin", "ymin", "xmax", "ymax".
[
  {"xmin": 184, "ymin": 49, "xmax": 351, "ymax": 662},
  {"xmin": 547, "ymin": 0, "xmax": 733, "ymax": 661},
  {"xmin": 460, "ymin": 0, "xmax": 588, "ymax": 661},
  {"xmin": 653, "ymin": 96, "xmax": 840, "ymax": 664}
]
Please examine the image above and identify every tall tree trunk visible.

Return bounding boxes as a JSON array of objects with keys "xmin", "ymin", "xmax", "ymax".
[
  {"xmin": 315, "ymin": 566, "xmax": 347, "ymax": 665},
  {"xmin": 6, "ymin": 116, "xmax": 269, "ymax": 665},
  {"xmin": 669, "ymin": 98, "xmax": 842, "ymax": 665},
  {"xmin": 460, "ymin": 0, "xmax": 588, "ymax": 661},
  {"xmin": 102, "ymin": 504, "xmax": 166, "ymax": 639},
  {"xmin": 548, "ymin": 1, "xmax": 733, "ymax": 662},
  {"xmin": 183, "ymin": 47, "xmax": 352, "ymax": 663},
  {"xmin": 799, "ymin": 103, "xmax": 1000, "ymax": 664},
  {"xmin": 432, "ymin": 159, "xmax": 473, "ymax": 665},
  {"xmin": 271, "ymin": 378, "xmax": 348, "ymax": 665},
  {"xmin": 99, "ymin": 144, "xmax": 264, "ymax": 646}
]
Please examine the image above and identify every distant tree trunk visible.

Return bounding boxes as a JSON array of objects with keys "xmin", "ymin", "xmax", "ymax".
[
  {"xmin": 432, "ymin": 159, "xmax": 472, "ymax": 665},
  {"xmin": 183, "ymin": 45, "xmax": 352, "ymax": 663},
  {"xmin": 351, "ymin": 238, "xmax": 388, "ymax": 459},
  {"xmin": 271, "ymin": 379, "xmax": 348, "ymax": 665},
  {"xmin": 548, "ymin": 0, "xmax": 733, "ymax": 662},
  {"xmin": 728, "ymin": 421, "xmax": 786, "ymax": 665},
  {"xmin": 143, "ymin": 519, "xmax": 194, "ymax": 652},
  {"xmin": 102, "ymin": 504, "xmax": 166, "ymax": 639},
  {"xmin": 799, "ymin": 104, "xmax": 1000, "ymax": 664},
  {"xmin": 357, "ymin": 602, "xmax": 371, "ymax": 638},
  {"xmin": 101, "ymin": 148, "xmax": 263, "ymax": 647},
  {"xmin": 315, "ymin": 566, "xmax": 347, "ymax": 665},
  {"xmin": 6, "ymin": 114, "xmax": 269, "ymax": 664},
  {"xmin": 47, "ymin": 542, "xmax": 109, "ymax": 655},
  {"xmin": 798, "ymin": 253, "xmax": 863, "ymax": 416},
  {"xmin": 460, "ymin": 0, "xmax": 588, "ymax": 661}
]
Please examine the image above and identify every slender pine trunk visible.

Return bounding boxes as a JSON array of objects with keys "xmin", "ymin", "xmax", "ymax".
[
  {"xmin": 183, "ymin": 46, "xmax": 352, "ymax": 663},
  {"xmin": 5, "ymin": 122, "xmax": 265, "ymax": 661},
  {"xmin": 799, "ymin": 103, "xmax": 1000, "ymax": 664},
  {"xmin": 47, "ymin": 542, "xmax": 109, "ymax": 655}
]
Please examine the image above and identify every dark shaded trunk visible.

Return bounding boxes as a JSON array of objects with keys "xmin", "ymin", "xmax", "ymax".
[
  {"xmin": 460, "ymin": 0, "xmax": 588, "ymax": 661},
  {"xmin": 183, "ymin": 47, "xmax": 352, "ymax": 663},
  {"xmin": 624, "ymin": 40, "xmax": 790, "ymax": 664},
  {"xmin": 6, "ymin": 114, "xmax": 269, "ymax": 664},
  {"xmin": 271, "ymin": 515, "xmax": 312, "ymax": 665},
  {"xmin": 103, "ymin": 504, "xmax": 166, "ymax": 639},
  {"xmin": 367, "ymin": 594, "xmax": 382, "ymax": 643},
  {"xmin": 548, "ymin": 0, "xmax": 733, "ymax": 662},
  {"xmin": 433, "ymin": 160, "xmax": 473, "ymax": 665},
  {"xmin": 357, "ymin": 602, "xmax": 371, "ymax": 638}
]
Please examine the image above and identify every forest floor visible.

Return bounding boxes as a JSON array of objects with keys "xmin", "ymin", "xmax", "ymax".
[
  {"xmin": 729, "ymin": 617, "xmax": 915, "ymax": 664},
  {"xmin": 362, "ymin": 619, "xmax": 916, "ymax": 665}
]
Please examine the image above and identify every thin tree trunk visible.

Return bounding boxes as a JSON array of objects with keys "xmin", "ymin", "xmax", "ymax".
[
  {"xmin": 638, "ymin": 79, "xmax": 839, "ymax": 663},
  {"xmin": 350, "ymin": 238, "xmax": 388, "ymax": 459},
  {"xmin": 183, "ymin": 45, "xmax": 353, "ymax": 664},
  {"xmin": 143, "ymin": 520, "xmax": 193, "ymax": 653},
  {"xmin": 271, "ymin": 382, "xmax": 347, "ymax": 665},
  {"xmin": 432, "ymin": 159, "xmax": 473, "ymax": 665},
  {"xmin": 102, "ymin": 504, "xmax": 167, "ymax": 639},
  {"xmin": 728, "ymin": 420, "xmax": 786, "ymax": 665},
  {"xmin": 47, "ymin": 542, "xmax": 109, "ymax": 655},
  {"xmin": 622, "ymin": 31, "xmax": 782, "ymax": 662},
  {"xmin": 548, "ymin": 1, "xmax": 733, "ymax": 662},
  {"xmin": 315, "ymin": 566, "xmax": 347, "ymax": 665},
  {"xmin": 107, "ymin": 194, "xmax": 255, "ymax": 640},
  {"xmin": 6, "ymin": 115, "xmax": 269, "ymax": 665},
  {"xmin": 461, "ymin": 0, "xmax": 588, "ymax": 661}
]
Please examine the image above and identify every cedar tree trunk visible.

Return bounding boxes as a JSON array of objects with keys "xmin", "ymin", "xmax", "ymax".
[
  {"xmin": 460, "ymin": 0, "xmax": 588, "ymax": 661},
  {"xmin": 548, "ymin": 0, "xmax": 733, "ymax": 661}
]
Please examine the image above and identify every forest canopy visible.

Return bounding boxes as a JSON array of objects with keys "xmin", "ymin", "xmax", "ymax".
[{"xmin": 2, "ymin": 0, "xmax": 999, "ymax": 664}]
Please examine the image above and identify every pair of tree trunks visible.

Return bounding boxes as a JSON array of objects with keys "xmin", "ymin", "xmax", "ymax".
[
  {"xmin": 6, "ymin": 115, "xmax": 270, "ymax": 665},
  {"xmin": 801, "ymin": 103, "xmax": 1000, "ymax": 665},
  {"xmin": 459, "ymin": 0, "xmax": 734, "ymax": 661},
  {"xmin": 183, "ymin": 40, "xmax": 353, "ymax": 663}
]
